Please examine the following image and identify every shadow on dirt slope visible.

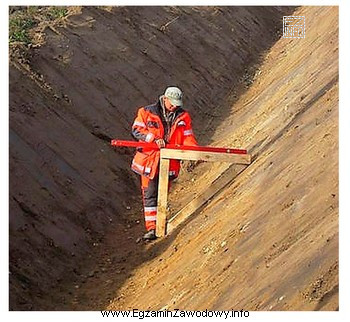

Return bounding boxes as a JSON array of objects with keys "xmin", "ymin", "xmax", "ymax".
[{"xmin": 9, "ymin": 6, "xmax": 296, "ymax": 310}]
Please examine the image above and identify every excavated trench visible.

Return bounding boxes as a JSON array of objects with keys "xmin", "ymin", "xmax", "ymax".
[{"xmin": 9, "ymin": 6, "xmax": 338, "ymax": 311}]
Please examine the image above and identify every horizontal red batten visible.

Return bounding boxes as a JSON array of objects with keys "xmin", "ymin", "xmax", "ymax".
[{"xmin": 111, "ymin": 140, "xmax": 247, "ymax": 155}]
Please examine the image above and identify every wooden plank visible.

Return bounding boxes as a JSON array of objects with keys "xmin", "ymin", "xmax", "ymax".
[
  {"xmin": 167, "ymin": 164, "xmax": 247, "ymax": 234},
  {"xmin": 160, "ymin": 148, "xmax": 251, "ymax": 164},
  {"xmin": 156, "ymin": 158, "xmax": 170, "ymax": 237}
]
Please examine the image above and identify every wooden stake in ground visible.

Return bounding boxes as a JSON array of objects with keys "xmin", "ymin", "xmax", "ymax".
[{"xmin": 155, "ymin": 157, "xmax": 170, "ymax": 237}]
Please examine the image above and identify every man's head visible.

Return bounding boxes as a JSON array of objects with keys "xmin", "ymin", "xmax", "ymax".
[{"xmin": 163, "ymin": 86, "xmax": 183, "ymax": 112}]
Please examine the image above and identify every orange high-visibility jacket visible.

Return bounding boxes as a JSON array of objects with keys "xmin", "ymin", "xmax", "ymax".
[{"xmin": 131, "ymin": 100, "xmax": 197, "ymax": 179}]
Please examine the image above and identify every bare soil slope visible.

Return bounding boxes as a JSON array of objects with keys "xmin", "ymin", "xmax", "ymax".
[
  {"xmin": 106, "ymin": 6, "xmax": 338, "ymax": 311},
  {"xmin": 9, "ymin": 6, "xmax": 338, "ymax": 311}
]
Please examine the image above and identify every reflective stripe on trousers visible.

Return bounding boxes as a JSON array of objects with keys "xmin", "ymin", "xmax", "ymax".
[
  {"xmin": 141, "ymin": 175, "xmax": 158, "ymax": 231},
  {"xmin": 141, "ymin": 175, "xmax": 172, "ymax": 231}
]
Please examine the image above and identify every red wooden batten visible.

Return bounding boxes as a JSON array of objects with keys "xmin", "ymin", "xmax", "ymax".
[{"xmin": 111, "ymin": 139, "xmax": 247, "ymax": 155}]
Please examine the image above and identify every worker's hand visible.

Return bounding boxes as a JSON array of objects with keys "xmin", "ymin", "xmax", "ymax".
[{"xmin": 155, "ymin": 138, "xmax": 166, "ymax": 148}]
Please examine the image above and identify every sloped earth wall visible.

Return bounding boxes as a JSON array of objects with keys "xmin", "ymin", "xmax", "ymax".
[
  {"xmin": 9, "ymin": 6, "xmax": 296, "ymax": 310},
  {"xmin": 107, "ymin": 6, "xmax": 338, "ymax": 311}
]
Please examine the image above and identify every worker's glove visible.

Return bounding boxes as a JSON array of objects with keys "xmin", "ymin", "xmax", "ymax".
[{"xmin": 155, "ymin": 138, "xmax": 166, "ymax": 148}]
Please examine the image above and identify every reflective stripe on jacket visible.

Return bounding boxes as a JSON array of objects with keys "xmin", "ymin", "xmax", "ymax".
[{"xmin": 131, "ymin": 99, "xmax": 197, "ymax": 179}]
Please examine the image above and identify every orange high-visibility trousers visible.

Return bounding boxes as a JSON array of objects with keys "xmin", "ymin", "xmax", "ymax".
[{"xmin": 141, "ymin": 175, "xmax": 171, "ymax": 231}]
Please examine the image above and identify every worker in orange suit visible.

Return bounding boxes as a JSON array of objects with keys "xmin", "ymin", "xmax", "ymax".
[{"xmin": 131, "ymin": 86, "xmax": 198, "ymax": 241}]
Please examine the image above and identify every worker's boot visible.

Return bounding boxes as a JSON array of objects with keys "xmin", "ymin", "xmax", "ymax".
[{"xmin": 143, "ymin": 229, "xmax": 157, "ymax": 241}]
